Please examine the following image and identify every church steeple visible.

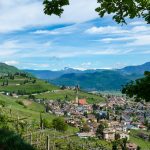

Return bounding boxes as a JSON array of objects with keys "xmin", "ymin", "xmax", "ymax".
[{"xmin": 75, "ymin": 85, "xmax": 79, "ymax": 104}]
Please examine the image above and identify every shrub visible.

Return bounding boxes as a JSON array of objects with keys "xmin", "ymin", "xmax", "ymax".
[
  {"xmin": 16, "ymin": 100, "xmax": 25, "ymax": 106},
  {"xmin": 43, "ymin": 118, "xmax": 53, "ymax": 129},
  {"xmin": 52, "ymin": 117, "xmax": 68, "ymax": 132},
  {"xmin": 0, "ymin": 101, "xmax": 6, "ymax": 107}
]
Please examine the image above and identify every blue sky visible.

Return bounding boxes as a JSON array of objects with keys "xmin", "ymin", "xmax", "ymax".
[{"xmin": 0, "ymin": 0, "xmax": 150, "ymax": 70}]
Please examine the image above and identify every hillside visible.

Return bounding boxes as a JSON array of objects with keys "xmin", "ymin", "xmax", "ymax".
[
  {"xmin": 51, "ymin": 70, "xmax": 139, "ymax": 91},
  {"xmin": 0, "ymin": 63, "xmax": 20, "ymax": 75},
  {"xmin": 0, "ymin": 74, "xmax": 58, "ymax": 95},
  {"xmin": 119, "ymin": 62, "xmax": 150, "ymax": 74},
  {"xmin": 30, "ymin": 89, "xmax": 106, "ymax": 104},
  {"xmin": 0, "ymin": 63, "xmax": 58, "ymax": 94},
  {"xmin": 0, "ymin": 94, "xmax": 110, "ymax": 150}
]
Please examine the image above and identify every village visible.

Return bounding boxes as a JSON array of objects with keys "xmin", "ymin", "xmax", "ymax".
[{"xmin": 27, "ymin": 86, "xmax": 150, "ymax": 150}]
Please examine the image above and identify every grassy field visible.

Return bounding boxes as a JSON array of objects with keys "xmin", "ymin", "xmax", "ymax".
[
  {"xmin": 129, "ymin": 130, "xmax": 150, "ymax": 150},
  {"xmin": 34, "ymin": 89, "xmax": 106, "ymax": 104},
  {"xmin": 0, "ymin": 75, "xmax": 58, "ymax": 94},
  {"xmin": 0, "ymin": 94, "xmax": 54, "ymax": 121}
]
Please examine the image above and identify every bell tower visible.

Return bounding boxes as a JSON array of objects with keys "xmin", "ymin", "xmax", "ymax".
[{"xmin": 75, "ymin": 85, "xmax": 79, "ymax": 104}]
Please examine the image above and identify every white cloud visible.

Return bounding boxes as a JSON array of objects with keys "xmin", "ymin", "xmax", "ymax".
[
  {"xmin": 0, "ymin": 40, "xmax": 20, "ymax": 49},
  {"xmin": 85, "ymin": 26, "xmax": 128, "ymax": 34},
  {"xmin": 132, "ymin": 26, "xmax": 150, "ymax": 33},
  {"xmin": 101, "ymin": 37, "xmax": 134, "ymax": 43},
  {"xmin": 129, "ymin": 21, "xmax": 146, "ymax": 26},
  {"xmin": 17, "ymin": 47, "xmax": 132, "ymax": 58},
  {"xmin": 99, "ymin": 25, "xmax": 150, "ymax": 47},
  {"xmin": 4, "ymin": 60, "xmax": 19, "ymax": 65},
  {"xmin": 0, "ymin": 40, "xmax": 20, "ymax": 57},
  {"xmin": 0, "ymin": 0, "xmax": 98, "ymax": 33},
  {"xmin": 0, "ymin": 50, "xmax": 18, "ymax": 57},
  {"xmin": 34, "ymin": 30, "xmax": 60, "ymax": 35},
  {"xmin": 33, "ymin": 26, "xmax": 75, "ymax": 35},
  {"xmin": 127, "ymin": 35, "xmax": 150, "ymax": 46}
]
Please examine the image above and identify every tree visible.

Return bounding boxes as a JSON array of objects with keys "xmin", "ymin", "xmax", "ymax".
[
  {"xmin": 43, "ymin": 0, "xmax": 150, "ymax": 24},
  {"xmin": 52, "ymin": 117, "xmax": 68, "ymax": 132},
  {"xmin": 137, "ymin": 146, "xmax": 141, "ymax": 150},
  {"xmin": 120, "ymin": 138, "xmax": 127, "ymax": 150},
  {"xmin": 82, "ymin": 124, "xmax": 90, "ymax": 132},
  {"xmin": 112, "ymin": 141, "xmax": 118, "ymax": 150},
  {"xmin": 115, "ymin": 133, "xmax": 120, "ymax": 140},
  {"xmin": 96, "ymin": 123, "xmax": 107, "ymax": 139},
  {"xmin": 122, "ymin": 71, "xmax": 150, "ymax": 102}
]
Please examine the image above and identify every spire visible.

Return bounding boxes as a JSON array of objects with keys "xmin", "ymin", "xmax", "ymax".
[{"xmin": 75, "ymin": 85, "xmax": 79, "ymax": 104}]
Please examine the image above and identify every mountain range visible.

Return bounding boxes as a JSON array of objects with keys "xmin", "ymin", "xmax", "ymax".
[
  {"xmin": 0, "ymin": 62, "xmax": 149, "ymax": 91},
  {"xmin": 24, "ymin": 62, "xmax": 150, "ymax": 91},
  {"xmin": 25, "ymin": 62, "xmax": 150, "ymax": 79}
]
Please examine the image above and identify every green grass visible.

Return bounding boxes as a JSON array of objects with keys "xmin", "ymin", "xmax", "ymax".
[
  {"xmin": 129, "ymin": 130, "xmax": 150, "ymax": 150},
  {"xmin": 0, "ymin": 78, "xmax": 58, "ymax": 94},
  {"xmin": 0, "ymin": 94, "xmax": 54, "ymax": 121},
  {"xmin": 34, "ymin": 89, "xmax": 105, "ymax": 104}
]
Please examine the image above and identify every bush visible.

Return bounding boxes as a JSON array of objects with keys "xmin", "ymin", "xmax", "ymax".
[
  {"xmin": 52, "ymin": 117, "xmax": 68, "ymax": 132},
  {"xmin": 43, "ymin": 118, "xmax": 53, "ymax": 129},
  {"xmin": 16, "ymin": 100, "xmax": 25, "ymax": 106},
  {"xmin": 0, "ymin": 101, "xmax": 6, "ymax": 107},
  {"xmin": 82, "ymin": 124, "xmax": 90, "ymax": 132}
]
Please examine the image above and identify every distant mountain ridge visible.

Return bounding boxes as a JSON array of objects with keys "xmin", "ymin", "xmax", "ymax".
[
  {"xmin": 24, "ymin": 68, "xmax": 109, "ymax": 80},
  {"xmin": 25, "ymin": 62, "xmax": 150, "ymax": 80},
  {"xmin": 119, "ymin": 62, "xmax": 150, "ymax": 74},
  {"xmin": 51, "ymin": 71, "xmax": 143, "ymax": 91},
  {"xmin": 24, "ymin": 62, "xmax": 150, "ymax": 91}
]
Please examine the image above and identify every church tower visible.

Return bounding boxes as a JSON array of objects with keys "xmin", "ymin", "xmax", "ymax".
[{"xmin": 75, "ymin": 85, "xmax": 79, "ymax": 104}]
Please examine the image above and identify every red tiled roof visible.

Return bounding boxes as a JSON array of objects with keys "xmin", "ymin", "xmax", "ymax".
[{"xmin": 78, "ymin": 99, "xmax": 87, "ymax": 105}]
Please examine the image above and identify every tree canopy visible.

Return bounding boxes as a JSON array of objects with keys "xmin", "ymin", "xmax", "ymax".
[
  {"xmin": 43, "ymin": 0, "xmax": 150, "ymax": 24},
  {"xmin": 52, "ymin": 117, "xmax": 68, "ymax": 132},
  {"xmin": 122, "ymin": 71, "xmax": 150, "ymax": 102}
]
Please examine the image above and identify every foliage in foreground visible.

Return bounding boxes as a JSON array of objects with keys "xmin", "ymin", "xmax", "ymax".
[
  {"xmin": 0, "ymin": 129, "xmax": 34, "ymax": 150},
  {"xmin": 122, "ymin": 71, "xmax": 150, "ymax": 102},
  {"xmin": 43, "ymin": 0, "xmax": 150, "ymax": 24}
]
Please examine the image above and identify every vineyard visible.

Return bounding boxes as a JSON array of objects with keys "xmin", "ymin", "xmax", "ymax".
[{"xmin": 0, "ymin": 94, "xmax": 111, "ymax": 150}]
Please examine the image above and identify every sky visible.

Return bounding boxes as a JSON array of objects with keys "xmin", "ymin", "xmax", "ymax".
[{"xmin": 0, "ymin": 0, "xmax": 150, "ymax": 70}]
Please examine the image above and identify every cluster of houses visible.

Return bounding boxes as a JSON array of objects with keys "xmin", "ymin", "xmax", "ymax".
[
  {"xmin": 39, "ymin": 91, "xmax": 150, "ymax": 150},
  {"xmin": 3, "ymin": 87, "xmax": 150, "ymax": 150}
]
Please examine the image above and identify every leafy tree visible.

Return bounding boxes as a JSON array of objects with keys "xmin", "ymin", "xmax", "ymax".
[
  {"xmin": 0, "ymin": 113, "xmax": 9, "ymax": 129},
  {"xmin": 122, "ymin": 71, "xmax": 150, "ymax": 102},
  {"xmin": 52, "ymin": 117, "xmax": 68, "ymax": 132},
  {"xmin": 40, "ymin": 113, "xmax": 43, "ymax": 130},
  {"xmin": 28, "ymin": 94, "xmax": 35, "ymax": 100},
  {"xmin": 115, "ymin": 133, "xmax": 121, "ymax": 140},
  {"xmin": 82, "ymin": 124, "xmax": 90, "ymax": 132},
  {"xmin": 43, "ymin": 0, "xmax": 150, "ymax": 24},
  {"xmin": 96, "ymin": 123, "xmax": 107, "ymax": 139},
  {"xmin": 112, "ymin": 141, "xmax": 118, "ymax": 150},
  {"xmin": 137, "ymin": 146, "xmax": 141, "ymax": 150},
  {"xmin": 120, "ymin": 138, "xmax": 127, "ymax": 150}
]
